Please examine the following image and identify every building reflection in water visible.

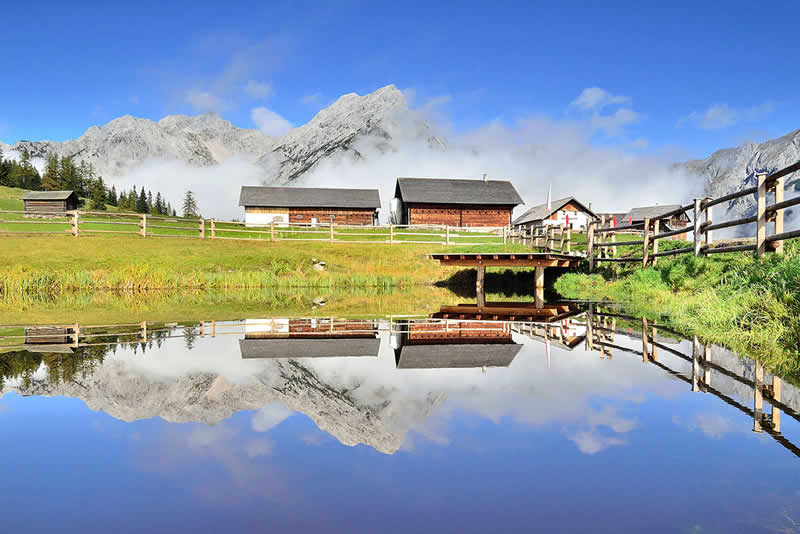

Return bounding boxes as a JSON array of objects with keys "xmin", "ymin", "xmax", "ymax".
[{"xmin": 2, "ymin": 302, "xmax": 799, "ymax": 458}]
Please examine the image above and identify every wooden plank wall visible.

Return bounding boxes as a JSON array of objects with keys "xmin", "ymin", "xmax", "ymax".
[
  {"xmin": 24, "ymin": 200, "xmax": 67, "ymax": 214},
  {"xmin": 408, "ymin": 322, "xmax": 511, "ymax": 341},
  {"xmin": 288, "ymin": 208, "xmax": 375, "ymax": 225},
  {"xmin": 407, "ymin": 203, "xmax": 512, "ymax": 227}
]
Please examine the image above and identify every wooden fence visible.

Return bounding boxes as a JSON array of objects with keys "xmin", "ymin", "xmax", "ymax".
[
  {"xmin": 507, "ymin": 224, "xmax": 576, "ymax": 254},
  {"xmin": 0, "ymin": 209, "xmax": 509, "ymax": 246},
  {"xmin": 587, "ymin": 161, "xmax": 800, "ymax": 270}
]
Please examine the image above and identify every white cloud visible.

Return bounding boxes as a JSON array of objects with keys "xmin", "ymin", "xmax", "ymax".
[
  {"xmin": 251, "ymin": 107, "xmax": 293, "ymax": 136},
  {"xmin": 567, "ymin": 87, "xmax": 641, "ymax": 137},
  {"xmin": 677, "ymin": 101, "xmax": 777, "ymax": 130},
  {"xmin": 186, "ymin": 89, "xmax": 227, "ymax": 112},
  {"xmin": 568, "ymin": 430, "xmax": 627, "ymax": 454},
  {"xmin": 244, "ymin": 80, "xmax": 273, "ymax": 100},
  {"xmin": 251, "ymin": 403, "xmax": 294, "ymax": 432},
  {"xmin": 570, "ymin": 87, "xmax": 631, "ymax": 111},
  {"xmin": 590, "ymin": 108, "xmax": 642, "ymax": 137}
]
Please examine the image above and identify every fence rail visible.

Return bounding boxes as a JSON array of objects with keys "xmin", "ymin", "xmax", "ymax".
[
  {"xmin": 588, "ymin": 160, "xmax": 800, "ymax": 270},
  {"xmin": 0, "ymin": 209, "xmax": 512, "ymax": 246}
]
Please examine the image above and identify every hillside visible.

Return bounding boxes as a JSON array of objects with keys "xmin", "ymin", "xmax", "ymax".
[{"xmin": 682, "ymin": 128, "xmax": 800, "ymax": 219}]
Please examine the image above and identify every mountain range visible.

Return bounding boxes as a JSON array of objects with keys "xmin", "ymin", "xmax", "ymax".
[
  {"xmin": 2, "ymin": 84, "xmax": 797, "ymax": 217},
  {"xmin": 3, "ymin": 85, "xmax": 444, "ymax": 185}
]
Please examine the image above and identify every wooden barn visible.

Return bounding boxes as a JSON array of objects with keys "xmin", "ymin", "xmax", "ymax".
[
  {"xmin": 391, "ymin": 320, "xmax": 522, "ymax": 369},
  {"xmin": 22, "ymin": 190, "xmax": 78, "ymax": 215},
  {"xmin": 392, "ymin": 177, "xmax": 523, "ymax": 227},
  {"xmin": 625, "ymin": 205, "xmax": 691, "ymax": 239},
  {"xmin": 239, "ymin": 186, "xmax": 381, "ymax": 226},
  {"xmin": 512, "ymin": 196, "xmax": 596, "ymax": 231},
  {"xmin": 239, "ymin": 318, "xmax": 379, "ymax": 358}
]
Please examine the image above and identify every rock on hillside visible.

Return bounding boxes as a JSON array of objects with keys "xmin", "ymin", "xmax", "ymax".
[
  {"xmin": 1, "ymin": 357, "xmax": 444, "ymax": 455},
  {"xmin": 8, "ymin": 85, "xmax": 444, "ymax": 184},
  {"xmin": 682, "ymin": 128, "xmax": 800, "ymax": 218}
]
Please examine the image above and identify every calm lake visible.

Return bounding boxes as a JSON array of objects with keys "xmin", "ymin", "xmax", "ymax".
[{"xmin": 1, "ymin": 302, "xmax": 799, "ymax": 533}]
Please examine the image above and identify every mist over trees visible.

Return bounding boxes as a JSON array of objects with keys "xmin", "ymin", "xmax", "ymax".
[{"xmin": 0, "ymin": 149, "xmax": 176, "ymax": 216}]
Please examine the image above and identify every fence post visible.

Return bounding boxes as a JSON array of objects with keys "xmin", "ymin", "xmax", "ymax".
[
  {"xmin": 559, "ymin": 225, "xmax": 566, "ymax": 252},
  {"xmin": 389, "ymin": 224, "xmax": 394, "ymax": 244},
  {"xmin": 611, "ymin": 231, "xmax": 616, "ymax": 257},
  {"xmin": 652, "ymin": 219, "xmax": 660, "ymax": 266},
  {"xmin": 756, "ymin": 172, "xmax": 767, "ymax": 256},
  {"xmin": 210, "ymin": 219, "xmax": 216, "ymax": 239},
  {"xmin": 446, "ymin": 226, "xmax": 450, "ymax": 245},
  {"xmin": 71, "ymin": 210, "xmax": 79, "ymax": 237},
  {"xmin": 773, "ymin": 176, "xmax": 784, "ymax": 255},
  {"xmin": 139, "ymin": 214, "xmax": 147, "ymax": 237},
  {"xmin": 693, "ymin": 199, "xmax": 702, "ymax": 256},
  {"xmin": 704, "ymin": 199, "xmax": 713, "ymax": 248},
  {"xmin": 753, "ymin": 360, "xmax": 764, "ymax": 432},
  {"xmin": 270, "ymin": 221, "xmax": 275, "ymax": 241},
  {"xmin": 503, "ymin": 226, "xmax": 507, "ymax": 245},
  {"xmin": 199, "ymin": 218, "xmax": 205, "ymax": 239},
  {"xmin": 642, "ymin": 217, "xmax": 650, "ymax": 268},
  {"xmin": 566, "ymin": 226, "xmax": 571, "ymax": 254},
  {"xmin": 330, "ymin": 222, "xmax": 334, "ymax": 242},
  {"xmin": 587, "ymin": 221, "xmax": 595, "ymax": 272}
]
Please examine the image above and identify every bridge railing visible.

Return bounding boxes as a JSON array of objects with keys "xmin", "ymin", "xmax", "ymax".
[
  {"xmin": 588, "ymin": 160, "xmax": 800, "ymax": 270},
  {"xmin": 507, "ymin": 224, "xmax": 580, "ymax": 254}
]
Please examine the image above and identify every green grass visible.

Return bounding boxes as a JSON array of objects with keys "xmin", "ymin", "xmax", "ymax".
[
  {"xmin": 555, "ymin": 241, "xmax": 800, "ymax": 374},
  {"xmin": 0, "ymin": 285, "xmax": 467, "ymax": 325},
  {"xmin": 0, "ymin": 233, "xmax": 539, "ymax": 296}
]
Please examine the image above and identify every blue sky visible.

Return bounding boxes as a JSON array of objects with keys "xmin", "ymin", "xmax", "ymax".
[{"xmin": 1, "ymin": 0, "xmax": 798, "ymax": 157}]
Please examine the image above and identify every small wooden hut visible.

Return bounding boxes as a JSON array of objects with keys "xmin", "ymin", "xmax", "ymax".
[{"xmin": 22, "ymin": 191, "xmax": 78, "ymax": 215}]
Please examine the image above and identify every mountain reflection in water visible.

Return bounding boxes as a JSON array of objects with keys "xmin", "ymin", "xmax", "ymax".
[{"xmin": 1, "ymin": 302, "xmax": 800, "ymax": 533}]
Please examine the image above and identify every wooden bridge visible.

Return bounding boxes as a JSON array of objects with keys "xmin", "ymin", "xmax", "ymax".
[{"xmin": 429, "ymin": 252, "xmax": 582, "ymax": 304}]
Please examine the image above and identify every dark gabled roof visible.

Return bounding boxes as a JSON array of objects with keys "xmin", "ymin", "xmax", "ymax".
[
  {"xmin": 625, "ymin": 205, "xmax": 689, "ymax": 222},
  {"xmin": 395, "ymin": 177, "xmax": 523, "ymax": 206},
  {"xmin": 512, "ymin": 197, "xmax": 597, "ymax": 226},
  {"xmin": 21, "ymin": 190, "xmax": 76, "ymax": 201},
  {"xmin": 239, "ymin": 186, "xmax": 381, "ymax": 209},
  {"xmin": 239, "ymin": 338, "xmax": 380, "ymax": 359},
  {"xmin": 395, "ymin": 343, "xmax": 522, "ymax": 369}
]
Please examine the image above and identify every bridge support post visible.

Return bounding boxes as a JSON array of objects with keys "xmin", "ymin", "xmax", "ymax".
[
  {"xmin": 641, "ymin": 317, "xmax": 650, "ymax": 362},
  {"xmin": 642, "ymin": 218, "xmax": 651, "ymax": 267}
]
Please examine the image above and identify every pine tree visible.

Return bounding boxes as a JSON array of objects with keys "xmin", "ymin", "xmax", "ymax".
[
  {"xmin": 182, "ymin": 190, "xmax": 199, "ymax": 218},
  {"xmin": 155, "ymin": 192, "xmax": 164, "ymax": 215},
  {"xmin": 42, "ymin": 154, "xmax": 61, "ymax": 190},
  {"xmin": 90, "ymin": 177, "xmax": 107, "ymax": 210},
  {"xmin": 108, "ymin": 185, "xmax": 118, "ymax": 206},
  {"xmin": 147, "ymin": 191, "xmax": 154, "ymax": 214},
  {"xmin": 136, "ymin": 188, "xmax": 148, "ymax": 213}
]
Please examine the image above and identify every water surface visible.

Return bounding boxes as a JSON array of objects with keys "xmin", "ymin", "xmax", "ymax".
[{"xmin": 2, "ymin": 304, "xmax": 799, "ymax": 533}]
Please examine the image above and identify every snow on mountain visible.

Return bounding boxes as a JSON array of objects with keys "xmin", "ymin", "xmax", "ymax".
[
  {"xmin": 681, "ymin": 129, "xmax": 800, "ymax": 218},
  {"xmin": 8, "ymin": 84, "xmax": 443, "ymax": 185}
]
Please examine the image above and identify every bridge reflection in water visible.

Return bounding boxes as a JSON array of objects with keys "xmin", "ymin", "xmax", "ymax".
[{"xmin": 2, "ymin": 302, "xmax": 798, "ymax": 458}]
